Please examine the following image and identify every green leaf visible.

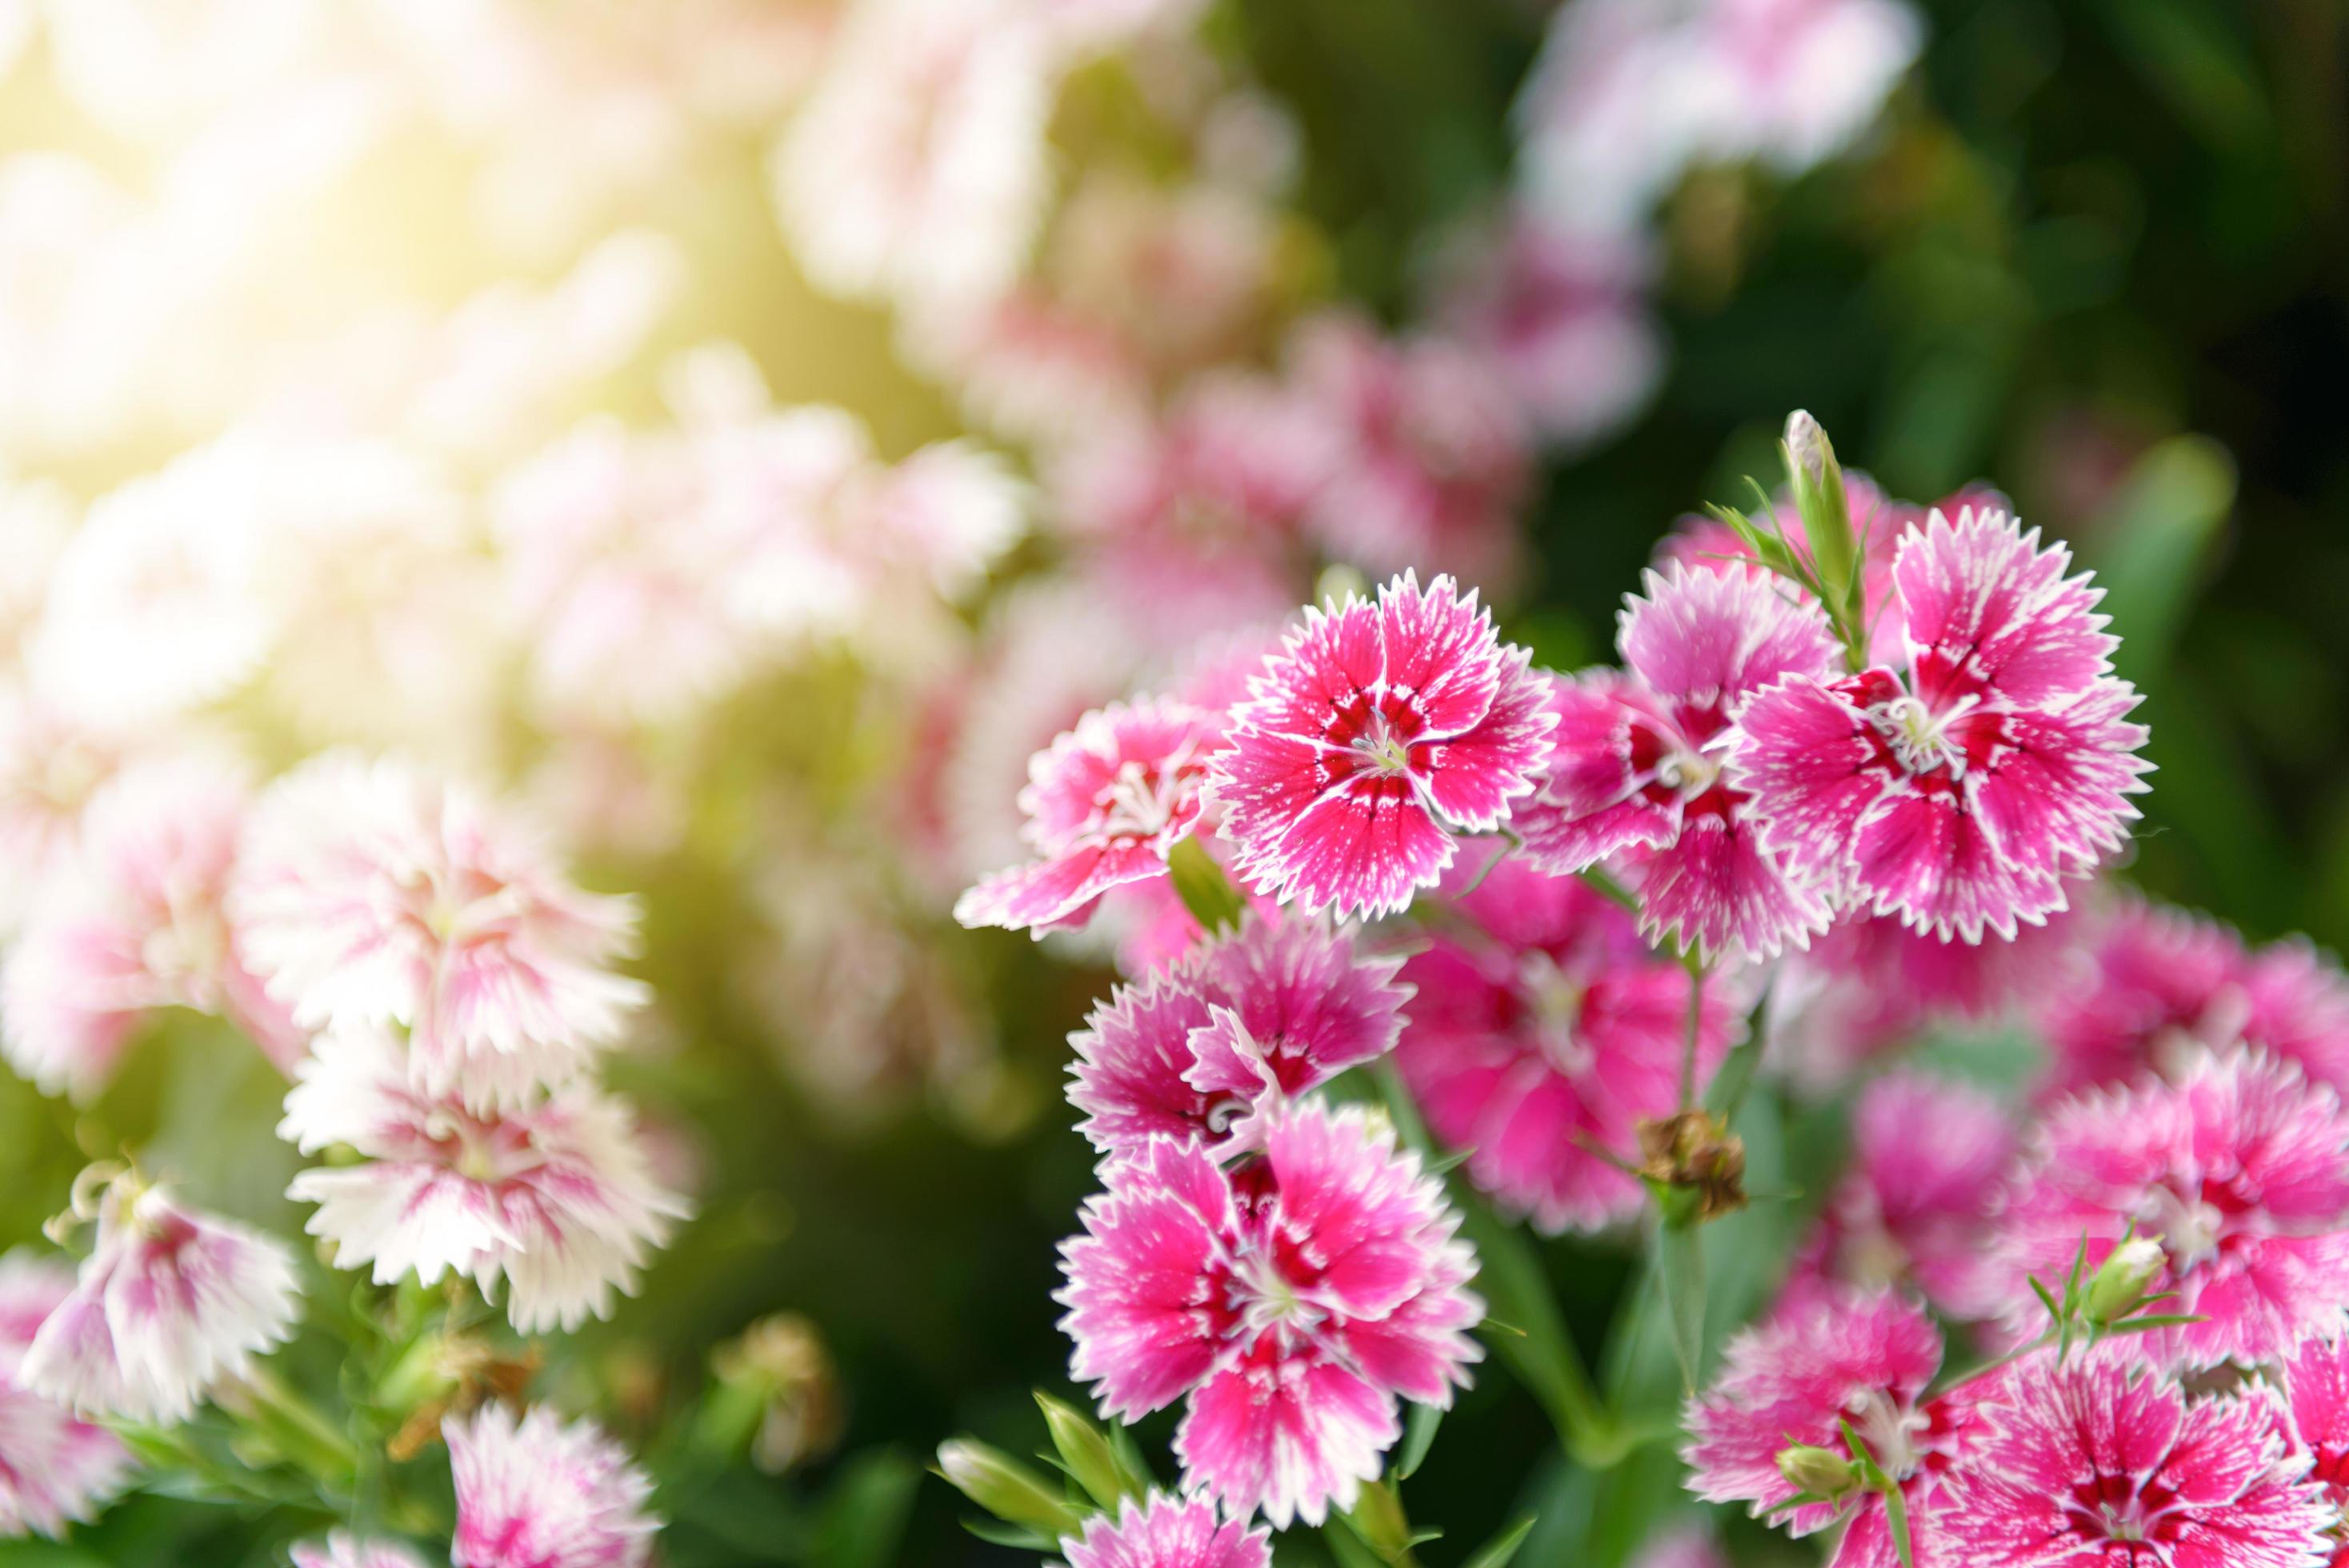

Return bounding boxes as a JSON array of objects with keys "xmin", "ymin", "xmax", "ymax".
[
  {"xmin": 1319, "ymin": 1516, "xmax": 1388, "ymax": 1568},
  {"xmin": 1397, "ymin": 1401, "xmax": 1443, "ymax": 1480},
  {"xmin": 1459, "ymin": 1514, "xmax": 1539, "ymax": 1568},
  {"xmin": 2090, "ymin": 434, "xmax": 2237, "ymax": 686},
  {"xmin": 1166, "ymin": 836, "xmax": 1247, "ymax": 935},
  {"xmin": 958, "ymin": 1518, "xmax": 1060, "ymax": 1551},
  {"xmin": 1884, "ymin": 1479, "xmax": 1917, "ymax": 1568},
  {"xmin": 812, "ymin": 1450, "xmax": 919, "ymax": 1568},
  {"xmin": 1657, "ymin": 1222, "xmax": 1707, "ymax": 1393}
]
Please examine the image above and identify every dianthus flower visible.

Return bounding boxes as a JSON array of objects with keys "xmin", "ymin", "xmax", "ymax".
[
  {"xmin": 1213, "ymin": 572, "xmax": 1553, "ymax": 920},
  {"xmin": 1997, "ymin": 1050, "xmax": 2349, "ymax": 1370},
  {"xmin": 290, "ymin": 1535, "xmax": 432, "ymax": 1568},
  {"xmin": 282, "ymin": 1026, "xmax": 687, "ymax": 1334},
  {"xmin": 2278, "ymin": 1331, "xmax": 2349, "ymax": 1558},
  {"xmin": 1060, "ymin": 1493, "xmax": 1272, "ymax": 1568},
  {"xmin": 2038, "ymin": 896, "xmax": 2349, "ymax": 1101},
  {"xmin": 230, "ymin": 753, "xmax": 648, "ymax": 1108},
  {"xmin": 21, "ymin": 1174, "xmax": 300, "ymax": 1424},
  {"xmin": 1684, "ymin": 1288, "xmax": 1973, "ymax": 1568},
  {"xmin": 446, "ymin": 1403, "xmax": 658, "ymax": 1568},
  {"xmin": 1940, "ymin": 1356, "xmax": 2331, "ymax": 1568},
  {"xmin": 1393, "ymin": 858, "xmax": 1735, "ymax": 1232},
  {"xmin": 1513, "ymin": 562, "xmax": 1840, "ymax": 960},
  {"xmin": 1737, "ymin": 507, "xmax": 2151, "ymax": 940},
  {"xmin": 1058, "ymin": 1104, "xmax": 1481, "ymax": 1526},
  {"xmin": 1067, "ymin": 918, "xmax": 1410, "ymax": 1157},
  {"xmin": 0, "ymin": 1251, "xmax": 130, "ymax": 1538},
  {"xmin": 956, "ymin": 698, "xmax": 1223, "ymax": 935}
]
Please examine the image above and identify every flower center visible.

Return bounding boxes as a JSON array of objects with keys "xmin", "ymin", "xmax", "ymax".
[
  {"xmin": 1867, "ymin": 693, "xmax": 1975, "ymax": 777},
  {"xmin": 1228, "ymin": 1246, "xmax": 1324, "ymax": 1344},
  {"xmin": 1351, "ymin": 711, "xmax": 1415, "ymax": 778},
  {"xmin": 1843, "ymin": 1389, "xmax": 1927, "ymax": 1482},
  {"xmin": 1517, "ymin": 951, "xmax": 1593, "ymax": 1076},
  {"xmin": 1098, "ymin": 751, "xmax": 1192, "ymax": 841},
  {"xmin": 1652, "ymin": 746, "xmax": 1720, "ymax": 798},
  {"xmin": 2140, "ymin": 1183, "xmax": 2224, "ymax": 1274}
]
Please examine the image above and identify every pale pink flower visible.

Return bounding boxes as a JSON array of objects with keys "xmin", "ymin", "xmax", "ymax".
[
  {"xmin": 903, "ymin": 287, "xmax": 1152, "ymax": 448},
  {"xmin": 1214, "ymin": 572, "xmax": 1555, "ymax": 920},
  {"xmin": 956, "ymin": 699, "xmax": 1222, "ymax": 935},
  {"xmin": 0, "ymin": 462, "xmax": 71, "ymax": 666},
  {"xmin": 2, "ymin": 754, "xmax": 304, "ymax": 1101},
  {"xmin": 1060, "ymin": 1492, "xmax": 1271, "ymax": 1568},
  {"xmin": 1286, "ymin": 314, "xmax": 1532, "ymax": 591},
  {"xmin": 1629, "ymin": 1527, "xmax": 1731, "ymax": 1568},
  {"xmin": 1395, "ymin": 858, "xmax": 1736, "ymax": 1233},
  {"xmin": 0, "ymin": 688, "xmax": 126, "ymax": 938},
  {"xmin": 856, "ymin": 438, "xmax": 1027, "ymax": 602},
  {"xmin": 21, "ymin": 1177, "xmax": 300, "ymax": 1425},
  {"xmin": 1068, "ymin": 918, "xmax": 1410, "ymax": 1156},
  {"xmin": 1058, "ymin": 1104, "xmax": 1481, "ymax": 1526},
  {"xmin": 1940, "ymin": 1357, "xmax": 2331, "ymax": 1568},
  {"xmin": 1780, "ymin": 1071, "xmax": 2016, "ymax": 1321},
  {"xmin": 282, "ymin": 1026, "xmax": 687, "ymax": 1334},
  {"xmin": 290, "ymin": 1534, "xmax": 432, "ymax": 1568},
  {"xmin": 770, "ymin": 0, "xmax": 1054, "ymax": 311},
  {"xmin": 1996, "ymin": 1051, "xmax": 2349, "ymax": 1370},
  {"xmin": 1736, "ymin": 507, "xmax": 2152, "ymax": 941},
  {"xmin": 2038, "ymin": 897, "xmax": 2349, "ymax": 1101},
  {"xmin": 2278, "ymin": 1332, "xmax": 2349, "ymax": 1552},
  {"xmin": 231, "ymin": 753, "xmax": 649, "ymax": 1108},
  {"xmin": 0, "ymin": 1251, "xmax": 130, "ymax": 1538},
  {"xmin": 1684, "ymin": 1287, "xmax": 1971, "ymax": 1568},
  {"xmin": 1514, "ymin": 562, "xmax": 1840, "ymax": 960},
  {"xmin": 446, "ymin": 1403, "xmax": 658, "ymax": 1568}
]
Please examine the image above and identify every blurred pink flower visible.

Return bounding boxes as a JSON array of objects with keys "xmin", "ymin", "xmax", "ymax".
[
  {"xmin": 282, "ymin": 1026, "xmax": 687, "ymax": 1334},
  {"xmin": 0, "ymin": 1251, "xmax": 130, "ymax": 1539},
  {"xmin": 1058, "ymin": 1105, "xmax": 1480, "ymax": 1526},
  {"xmin": 1061, "ymin": 1493, "xmax": 1271, "ymax": 1568},
  {"xmin": 2278, "ymin": 1331, "xmax": 2349, "ymax": 1556},
  {"xmin": 290, "ymin": 1535, "xmax": 432, "ymax": 1568},
  {"xmin": 446, "ymin": 1403, "xmax": 658, "ymax": 1568}
]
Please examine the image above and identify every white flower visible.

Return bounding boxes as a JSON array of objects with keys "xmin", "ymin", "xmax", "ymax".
[
  {"xmin": 0, "ymin": 1251, "xmax": 132, "ymax": 1538},
  {"xmin": 290, "ymin": 1533, "xmax": 432, "ymax": 1568},
  {"xmin": 447, "ymin": 1403, "xmax": 658, "ymax": 1568}
]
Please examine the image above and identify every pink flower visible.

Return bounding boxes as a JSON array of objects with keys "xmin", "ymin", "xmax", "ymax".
[
  {"xmin": 1394, "ymin": 857, "xmax": 1736, "ymax": 1232},
  {"xmin": 1058, "ymin": 1104, "xmax": 1481, "ymax": 1526},
  {"xmin": 955, "ymin": 698, "xmax": 1222, "ymax": 934},
  {"xmin": 0, "ymin": 1251, "xmax": 130, "ymax": 1538},
  {"xmin": 1213, "ymin": 572, "xmax": 1555, "ymax": 920},
  {"xmin": 1513, "ymin": 562, "xmax": 1840, "ymax": 960},
  {"xmin": 1629, "ymin": 1527, "xmax": 1731, "ymax": 1568},
  {"xmin": 290, "ymin": 1534, "xmax": 432, "ymax": 1568},
  {"xmin": 1996, "ymin": 1051, "xmax": 2349, "ymax": 1370},
  {"xmin": 1684, "ymin": 1288, "xmax": 1971, "ymax": 1568},
  {"xmin": 282, "ymin": 1026, "xmax": 688, "ymax": 1334},
  {"xmin": 2, "ymin": 753, "xmax": 305, "ymax": 1101},
  {"xmin": 1940, "ymin": 1357, "xmax": 2331, "ymax": 1568},
  {"xmin": 21, "ymin": 1176, "xmax": 300, "ymax": 1424},
  {"xmin": 230, "ymin": 753, "xmax": 649, "ymax": 1108},
  {"xmin": 1060, "ymin": 1493, "xmax": 1272, "ymax": 1568},
  {"xmin": 1781, "ymin": 1071, "xmax": 2016, "ymax": 1321},
  {"xmin": 2038, "ymin": 897, "xmax": 2349, "ymax": 1101},
  {"xmin": 2278, "ymin": 1332, "xmax": 2349, "ymax": 1554},
  {"xmin": 1736, "ymin": 507, "xmax": 2152, "ymax": 941},
  {"xmin": 1068, "ymin": 918, "xmax": 1411, "ymax": 1156},
  {"xmin": 446, "ymin": 1403, "xmax": 658, "ymax": 1568}
]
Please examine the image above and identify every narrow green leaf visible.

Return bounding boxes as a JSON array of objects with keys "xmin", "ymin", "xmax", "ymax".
[
  {"xmin": 1658, "ymin": 1222, "xmax": 1707, "ymax": 1393},
  {"xmin": 1460, "ymin": 1514, "xmax": 1539, "ymax": 1568},
  {"xmin": 1397, "ymin": 1401, "xmax": 1443, "ymax": 1480},
  {"xmin": 1885, "ymin": 1479, "xmax": 1917, "ymax": 1568}
]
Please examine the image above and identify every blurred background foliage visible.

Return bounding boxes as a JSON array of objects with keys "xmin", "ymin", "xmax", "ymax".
[{"xmin": 3, "ymin": 0, "xmax": 2346, "ymax": 1563}]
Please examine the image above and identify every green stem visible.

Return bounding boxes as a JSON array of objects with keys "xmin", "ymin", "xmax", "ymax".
[
  {"xmin": 1575, "ymin": 865, "xmax": 1641, "ymax": 916},
  {"xmin": 1677, "ymin": 952, "xmax": 1708, "ymax": 1112},
  {"xmin": 232, "ymin": 1363, "xmax": 362, "ymax": 1491}
]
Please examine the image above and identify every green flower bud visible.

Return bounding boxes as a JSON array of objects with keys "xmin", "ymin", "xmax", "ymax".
[
  {"xmin": 1035, "ymin": 1391, "xmax": 1143, "ymax": 1510},
  {"xmin": 1776, "ymin": 1442, "xmax": 1862, "ymax": 1501},
  {"xmin": 936, "ymin": 1438, "xmax": 1085, "ymax": 1538},
  {"xmin": 2083, "ymin": 1236, "xmax": 2166, "ymax": 1326}
]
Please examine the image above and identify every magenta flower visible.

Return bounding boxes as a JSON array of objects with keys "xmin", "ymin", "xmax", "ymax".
[
  {"xmin": 956, "ymin": 698, "xmax": 1222, "ymax": 935},
  {"xmin": 1513, "ymin": 562, "xmax": 1840, "ymax": 960},
  {"xmin": 2039, "ymin": 896, "xmax": 2349, "ymax": 1101},
  {"xmin": 1684, "ymin": 1288, "xmax": 1971, "ymax": 1568},
  {"xmin": 230, "ymin": 752, "xmax": 649, "ymax": 1109},
  {"xmin": 1780, "ymin": 1070, "xmax": 2016, "ymax": 1322},
  {"xmin": 446, "ymin": 1403, "xmax": 658, "ymax": 1568},
  {"xmin": 1392, "ymin": 857, "xmax": 1736, "ymax": 1233},
  {"xmin": 1058, "ymin": 1104, "xmax": 1481, "ymax": 1526},
  {"xmin": 1736, "ymin": 507, "xmax": 2152, "ymax": 940},
  {"xmin": 21, "ymin": 1176, "xmax": 300, "ymax": 1424},
  {"xmin": 1060, "ymin": 1493, "xmax": 1272, "ymax": 1568},
  {"xmin": 2279, "ymin": 1332, "xmax": 2349, "ymax": 1553},
  {"xmin": 282, "ymin": 1026, "xmax": 688, "ymax": 1334},
  {"xmin": 1997, "ymin": 1051, "xmax": 2349, "ymax": 1370},
  {"xmin": 290, "ymin": 1536, "xmax": 431, "ymax": 1568},
  {"xmin": 1213, "ymin": 572, "xmax": 1554, "ymax": 920},
  {"xmin": 1940, "ymin": 1358, "xmax": 2331, "ymax": 1568},
  {"xmin": 1068, "ymin": 918, "xmax": 1410, "ymax": 1157},
  {"xmin": 0, "ymin": 1251, "xmax": 129, "ymax": 1538}
]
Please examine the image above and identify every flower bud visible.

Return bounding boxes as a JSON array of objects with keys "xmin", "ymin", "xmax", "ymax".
[
  {"xmin": 936, "ymin": 1438, "xmax": 1086, "ymax": 1538},
  {"xmin": 2083, "ymin": 1236, "xmax": 2166, "ymax": 1326},
  {"xmin": 1036, "ymin": 1390, "xmax": 1142, "ymax": 1510},
  {"xmin": 1776, "ymin": 1442, "xmax": 1862, "ymax": 1501},
  {"xmin": 1782, "ymin": 408, "xmax": 1854, "ymax": 610}
]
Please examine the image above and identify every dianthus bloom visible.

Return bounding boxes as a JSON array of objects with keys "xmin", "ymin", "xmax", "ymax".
[
  {"xmin": 1684, "ymin": 1288, "xmax": 1971, "ymax": 1568},
  {"xmin": 446, "ymin": 1403, "xmax": 658, "ymax": 1568},
  {"xmin": 0, "ymin": 1251, "xmax": 130, "ymax": 1538},
  {"xmin": 955, "ymin": 699, "xmax": 1222, "ymax": 935},
  {"xmin": 2038, "ymin": 896, "xmax": 2349, "ymax": 1101},
  {"xmin": 1737, "ymin": 508, "xmax": 2151, "ymax": 940},
  {"xmin": 2278, "ymin": 1331, "xmax": 2349, "ymax": 1554},
  {"xmin": 1060, "ymin": 1493, "xmax": 1272, "ymax": 1568},
  {"xmin": 282, "ymin": 1026, "xmax": 687, "ymax": 1334},
  {"xmin": 1068, "ymin": 918, "xmax": 1409, "ymax": 1157},
  {"xmin": 231, "ymin": 753, "xmax": 648, "ymax": 1107},
  {"xmin": 1997, "ymin": 1050, "xmax": 2349, "ymax": 1370},
  {"xmin": 1514, "ymin": 562, "xmax": 1839, "ymax": 960},
  {"xmin": 1393, "ymin": 858, "xmax": 1735, "ymax": 1232},
  {"xmin": 290, "ymin": 1535, "xmax": 432, "ymax": 1568},
  {"xmin": 21, "ymin": 1175, "xmax": 300, "ymax": 1424},
  {"xmin": 1058, "ymin": 1104, "xmax": 1481, "ymax": 1526},
  {"xmin": 1940, "ymin": 1357, "xmax": 2331, "ymax": 1568},
  {"xmin": 1214, "ymin": 572, "xmax": 1554, "ymax": 920}
]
